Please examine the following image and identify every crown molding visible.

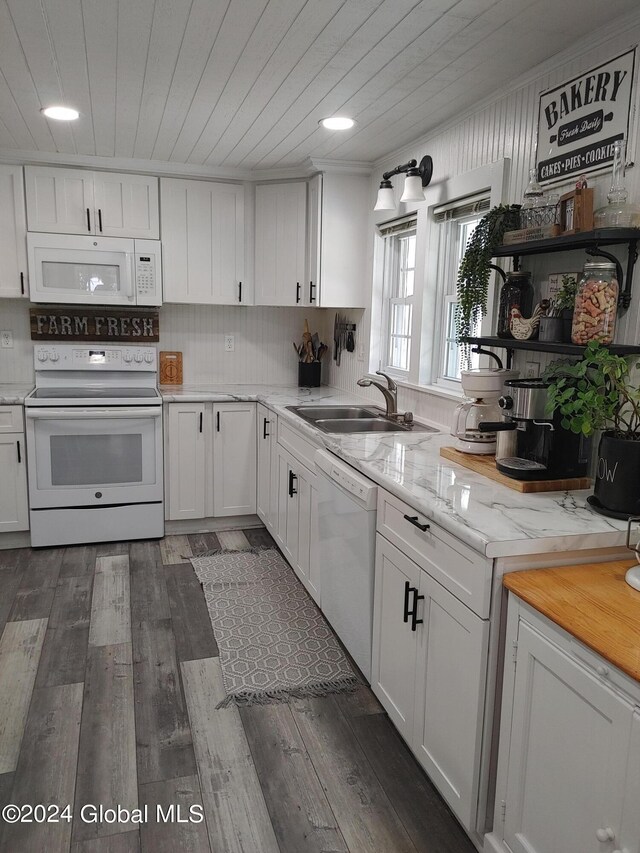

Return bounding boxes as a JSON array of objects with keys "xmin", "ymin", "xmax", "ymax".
[{"xmin": 307, "ymin": 157, "xmax": 372, "ymax": 175}]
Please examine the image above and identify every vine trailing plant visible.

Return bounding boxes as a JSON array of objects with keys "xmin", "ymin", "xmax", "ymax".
[
  {"xmin": 455, "ymin": 203, "xmax": 521, "ymax": 363},
  {"xmin": 543, "ymin": 341, "xmax": 640, "ymax": 439}
]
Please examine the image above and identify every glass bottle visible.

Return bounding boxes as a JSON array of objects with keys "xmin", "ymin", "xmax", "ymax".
[
  {"xmin": 593, "ymin": 138, "xmax": 640, "ymax": 228},
  {"xmin": 520, "ymin": 168, "xmax": 544, "ymax": 228},
  {"xmin": 497, "ymin": 271, "xmax": 533, "ymax": 338},
  {"xmin": 571, "ymin": 261, "xmax": 619, "ymax": 345}
]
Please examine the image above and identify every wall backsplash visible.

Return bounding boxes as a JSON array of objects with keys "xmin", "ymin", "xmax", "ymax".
[{"xmin": 0, "ymin": 299, "xmax": 328, "ymax": 387}]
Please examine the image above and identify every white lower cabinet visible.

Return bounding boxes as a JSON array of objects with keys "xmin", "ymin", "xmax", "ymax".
[
  {"xmin": 0, "ymin": 408, "xmax": 29, "ymax": 532},
  {"xmin": 212, "ymin": 403, "xmax": 256, "ymax": 516},
  {"xmin": 166, "ymin": 402, "xmax": 256, "ymax": 521},
  {"xmin": 372, "ymin": 527, "xmax": 490, "ymax": 833},
  {"xmin": 256, "ymin": 404, "xmax": 277, "ymax": 532},
  {"xmin": 487, "ymin": 599, "xmax": 639, "ymax": 853}
]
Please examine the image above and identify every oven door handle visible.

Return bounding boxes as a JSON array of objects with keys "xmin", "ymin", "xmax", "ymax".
[{"xmin": 25, "ymin": 407, "xmax": 162, "ymax": 419}]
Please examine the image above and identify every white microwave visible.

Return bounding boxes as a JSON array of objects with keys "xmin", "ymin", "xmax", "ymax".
[{"xmin": 27, "ymin": 233, "xmax": 162, "ymax": 306}]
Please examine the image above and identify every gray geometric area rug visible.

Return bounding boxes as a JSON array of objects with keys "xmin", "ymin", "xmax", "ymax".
[{"xmin": 190, "ymin": 547, "xmax": 358, "ymax": 707}]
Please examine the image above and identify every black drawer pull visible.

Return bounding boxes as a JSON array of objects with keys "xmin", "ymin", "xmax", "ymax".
[
  {"xmin": 411, "ymin": 589, "xmax": 424, "ymax": 632},
  {"xmin": 403, "ymin": 580, "xmax": 411, "ymax": 623},
  {"xmin": 309, "ymin": 281, "xmax": 316, "ymax": 303},
  {"xmin": 296, "ymin": 282, "xmax": 301, "ymax": 304},
  {"xmin": 86, "ymin": 207, "xmax": 91, "ymax": 231},
  {"xmin": 238, "ymin": 281, "xmax": 242, "ymax": 302},
  {"xmin": 263, "ymin": 418, "xmax": 270, "ymax": 439},
  {"xmin": 288, "ymin": 470, "xmax": 297, "ymax": 497},
  {"xmin": 20, "ymin": 271, "xmax": 24, "ymax": 294},
  {"xmin": 404, "ymin": 514, "xmax": 430, "ymax": 532},
  {"xmin": 216, "ymin": 411, "xmax": 220, "ymax": 432},
  {"xmin": 16, "ymin": 440, "xmax": 21, "ymax": 464},
  {"xmin": 98, "ymin": 208, "xmax": 103, "ymax": 232},
  {"xmin": 199, "ymin": 412, "xmax": 203, "ymax": 433}
]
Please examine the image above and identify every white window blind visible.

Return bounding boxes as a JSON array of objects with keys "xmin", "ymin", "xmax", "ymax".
[{"xmin": 432, "ymin": 192, "xmax": 490, "ymax": 223}]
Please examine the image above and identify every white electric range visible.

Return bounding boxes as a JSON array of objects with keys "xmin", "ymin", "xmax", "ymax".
[{"xmin": 24, "ymin": 343, "xmax": 164, "ymax": 547}]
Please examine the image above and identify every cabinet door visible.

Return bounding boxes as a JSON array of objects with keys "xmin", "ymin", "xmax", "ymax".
[
  {"xmin": 167, "ymin": 404, "xmax": 206, "ymax": 520},
  {"xmin": 0, "ymin": 433, "xmax": 29, "ymax": 532},
  {"xmin": 305, "ymin": 173, "xmax": 321, "ymax": 307},
  {"xmin": 371, "ymin": 535, "xmax": 421, "ymax": 742},
  {"xmin": 161, "ymin": 178, "xmax": 245, "ymax": 305},
  {"xmin": 315, "ymin": 172, "xmax": 368, "ymax": 308},
  {"xmin": 93, "ymin": 172, "xmax": 159, "ymax": 239},
  {"xmin": 620, "ymin": 710, "xmax": 640, "ymax": 853},
  {"xmin": 0, "ymin": 165, "xmax": 28, "ymax": 298},
  {"xmin": 256, "ymin": 404, "xmax": 275, "ymax": 528},
  {"xmin": 213, "ymin": 404, "xmax": 256, "ymax": 517},
  {"xmin": 503, "ymin": 619, "xmax": 631, "ymax": 853},
  {"xmin": 25, "ymin": 166, "xmax": 95, "ymax": 234},
  {"xmin": 276, "ymin": 447, "xmax": 299, "ymax": 565},
  {"xmin": 412, "ymin": 572, "xmax": 489, "ymax": 831},
  {"xmin": 254, "ymin": 182, "xmax": 306, "ymax": 306},
  {"xmin": 292, "ymin": 464, "xmax": 317, "ymax": 600}
]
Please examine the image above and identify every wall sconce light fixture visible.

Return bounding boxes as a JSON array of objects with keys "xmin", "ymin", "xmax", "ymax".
[{"xmin": 374, "ymin": 155, "xmax": 433, "ymax": 211}]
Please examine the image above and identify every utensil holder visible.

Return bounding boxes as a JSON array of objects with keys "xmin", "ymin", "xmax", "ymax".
[
  {"xmin": 298, "ymin": 362, "xmax": 321, "ymax": 387},
  {"xmin": 538, "ymin": 316, "xmax": 563, "ymax": 342}
]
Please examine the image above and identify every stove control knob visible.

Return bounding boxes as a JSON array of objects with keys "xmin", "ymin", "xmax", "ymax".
[
  {"xmin": 134, "ymin": 352, "xmax": 144, "ymax": 363},
  {"xmin": 37, "ymin": 351, "xmax": 48, "ymax": 362},
  {"xmin": 123, "ymin": 352, "xmax": 133, "ymax": 363},
  {"xmin": 498, "ymin": 395, "xmax": 513, "ymax": 410},
  {"xmin": 144, "ymin": 352, "xmax": 154, "ymax": 364},
  {"xmin": 49, "ymin": 351, "xmax": 59, "ymax": 362}
]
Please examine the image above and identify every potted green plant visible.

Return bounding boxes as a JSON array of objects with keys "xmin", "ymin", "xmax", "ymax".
[
  {"xmin": 455, "ymin": 204, "xmax": 521, "ymax": 355},
  {"xmin": 544, "ymin": 341, "xmax": 640, "ymax": 515},
  {"xmin": 539, "ymin": 274, "xmax": 578, "ymax": 342}
]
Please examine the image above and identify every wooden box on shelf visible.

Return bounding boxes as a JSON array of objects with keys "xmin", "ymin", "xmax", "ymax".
[{"xmin": 559, "ymin": 188, "xmax": 594, "ymax": 235}]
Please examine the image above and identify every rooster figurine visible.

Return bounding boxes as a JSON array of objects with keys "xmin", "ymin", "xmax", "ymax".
[{"xmin": 509, "ymin": 300, "xmax": 546, "ymax": 340}]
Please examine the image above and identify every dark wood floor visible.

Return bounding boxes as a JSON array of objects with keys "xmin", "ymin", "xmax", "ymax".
[{"xmin": 0, "ymin": 529, "xmax": 475, "ymax": 853}]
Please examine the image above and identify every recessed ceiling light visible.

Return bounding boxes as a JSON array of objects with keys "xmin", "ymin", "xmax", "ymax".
[
  {"xmin": 319, "ymin": 116, "xmax": 355, "ymax": 130},
  {"xmin": 41, "ymin": 105, "xmax": 79, "ymax": 121}
]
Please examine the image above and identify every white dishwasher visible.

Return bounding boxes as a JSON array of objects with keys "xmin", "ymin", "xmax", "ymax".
[{"xmin": 314, "ymin": 449, "xmax": 378, "ymax": 681}]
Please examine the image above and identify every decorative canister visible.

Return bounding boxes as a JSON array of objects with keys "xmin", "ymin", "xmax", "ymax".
[
  {"xmin": 497, "ymin": 271, "xmax": 533, "ymax": 338},
  {"xmin": 571, "ymin": 261, "xmax": 619, "ymax": 345}
]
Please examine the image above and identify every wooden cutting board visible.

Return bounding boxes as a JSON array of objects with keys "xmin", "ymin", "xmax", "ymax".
[
  {"xmin": 439, "ymin": 446, "xmax": 591, "ymax": 493},
  {"xmin": 159, "ymin": 351, "xmax": 183, "ymax": 385}
]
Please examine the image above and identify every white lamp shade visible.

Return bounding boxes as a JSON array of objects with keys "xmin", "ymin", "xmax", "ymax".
[
  {"xmin": 374, "ymin": 186, "xmax": 396, "ymax": 210},
  {"xmin": 400, "ymin": 174, "xmax": 425, "ymax": 202}
]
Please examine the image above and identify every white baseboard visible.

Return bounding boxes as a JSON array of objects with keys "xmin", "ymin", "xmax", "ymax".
[
  {"xmin": 483, "ymin": 832, "xmax": 508, "ymax": 853},
  {"xmin": 0, "ymin": 531, "xmax": 31, "ymax": 550},
  {"xmin": 165, "ymin": 515, "xmax": 263, "ymax": 535}
]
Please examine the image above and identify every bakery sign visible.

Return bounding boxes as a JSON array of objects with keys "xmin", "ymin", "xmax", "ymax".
[
  {"xmin": 30, "ymin": 307, "xmax": 159, "ymax": 342},
  {"xmin": 536, "ymin": 48, "xmax": 636, "ymax": 183}
]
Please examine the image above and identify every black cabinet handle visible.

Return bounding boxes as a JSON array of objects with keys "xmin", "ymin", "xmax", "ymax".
[
  {"xmin": 263, "ymin": 417, "xmax": 270, "ymax": 439},
  {"xmin": 16, "ymin": 440, "xmax": 21, "ymax": 464},
  {"xmin": 411, "ymin": 589, "xmax": 424, "ymax": 632},
  {"xmin": 403, "ymin": 580, "xmax": 411, "ymax": 623},
  {"xmin": 199, "ymin": 412, "xmax": 203, "ymax": 433},
  {"xmin": 86, "ymin": 207, "xmax": 91, "ymax": 232},
  {"xmin": 288, "ymin": 470, "xmax": 297, "ymax": 497},
  {"xmin": 98, "ymin": 208, "xmax": 103, "ymax": 232},
  {"xmin": 238, "ymin": 281, "xmax": 242, "ymax": 302},
  {"xmin": 20, "ymin": 272, "xmax": 24, "ymax": 295},
  {"xmin": 296, "ymin": 282, "xmax": 301, "ymax": 304},
  {"xmin": 216, "ymin": 411, "xmax": 220, "ymax": 432},
  {"xmin": 309, "ymin": 281, "xmax": 316, "ymax": 303},
  {"xmin": 404, "ymin": 514, "xmax": 430, "ymax": 532}
]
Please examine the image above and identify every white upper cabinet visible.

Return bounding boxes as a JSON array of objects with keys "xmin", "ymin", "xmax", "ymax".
[
  {"xmin": 306, "ymin": 171, "xmax": 369, "ymax": 308},
  {"xmin": 0, "ymin": 165, "xmax": 28, "ymax": 298},
  {"xmin": 161, "ymin": 178, "xmax": 246, "ymax": 305},
  {"xmin": 254, "ymin": 181, "xmax": 307, "ymax": 306},
  {"xmin": 25, "ymin": 166, "xmax": 158, "ymax": 238}
]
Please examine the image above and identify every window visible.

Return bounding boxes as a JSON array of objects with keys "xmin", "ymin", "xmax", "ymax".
[{"xmin": 380, "ymin": 218, "xmax": 417, "ymax": 375}]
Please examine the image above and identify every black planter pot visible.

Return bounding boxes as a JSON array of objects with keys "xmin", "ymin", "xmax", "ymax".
[
  {"xmin": 561, "ymin": 308, "xmax": 574, "ymax": 343},
  {"xmin": 593, "ymin": 432, "xmax": 640, "ymax": 515}
]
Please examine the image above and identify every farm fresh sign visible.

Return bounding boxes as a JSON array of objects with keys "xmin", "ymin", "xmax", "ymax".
[
  {"xmin": 536, "ymin": 48, "xmax": 636, "ymax": 183},
  {"xmin": 30, "ymin": 307, "xmax": 159, "ymax": 342}
]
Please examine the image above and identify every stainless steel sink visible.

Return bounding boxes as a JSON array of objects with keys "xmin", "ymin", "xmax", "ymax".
[
  {"xmin": 316, "ymin": 418, "xmax": 415, "ymax": 433},
  {"xmin": 287, "ymin": 405, "xmax": 383, "ymax": 421}
]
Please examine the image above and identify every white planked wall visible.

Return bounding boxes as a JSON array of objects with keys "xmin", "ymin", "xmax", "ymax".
[{"xmin": 324, "ymin": 11, "xmax": 640, "ymax": 430}]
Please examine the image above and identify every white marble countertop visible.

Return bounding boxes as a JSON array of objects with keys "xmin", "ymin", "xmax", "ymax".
[
  {"xmin": 160, "ymin": 383, "xmax": 629, "ymax": 558},
  {"xmin": 0, "ymin": 383, "xmax": 34, "ymax": 404}
]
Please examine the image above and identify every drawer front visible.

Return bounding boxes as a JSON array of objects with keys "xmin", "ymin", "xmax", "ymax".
[
  {"xmin": 377, "ymin": 488, "xmax": 492, "ymax": 618},
  {"xmin": 0, "ymin": 405, "xmax": 24, "ymax": 434},
  {"xmin": 277, "ymin": 418, "xmax": 319, "ymax": 470}
]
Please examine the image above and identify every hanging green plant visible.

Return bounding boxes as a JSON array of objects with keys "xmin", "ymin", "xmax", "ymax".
[{"xmin": 455, "ymin": 204, "xmax": 521, "ymax": 354}]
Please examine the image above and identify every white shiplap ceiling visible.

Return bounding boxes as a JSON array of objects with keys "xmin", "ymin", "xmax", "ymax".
[{"xmin": 0, "ymin": 0, "xmax": 637, "ymax": 173}]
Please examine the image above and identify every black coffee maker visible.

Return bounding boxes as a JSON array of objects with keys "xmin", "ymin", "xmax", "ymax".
[{"xmin": 480, "ymin": 379, "xmax": 591, "ymax": 481}]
